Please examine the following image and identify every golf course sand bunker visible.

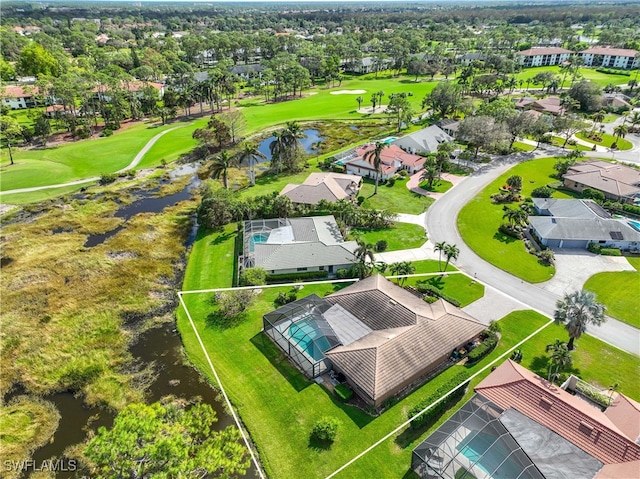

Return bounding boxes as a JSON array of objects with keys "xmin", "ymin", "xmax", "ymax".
[{"xmin": 330, "ymin": 89, "xmax": 367, "ymax": 95}]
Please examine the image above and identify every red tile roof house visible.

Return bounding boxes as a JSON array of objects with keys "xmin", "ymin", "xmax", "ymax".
[
  {"xmin": 515, "ymin": 96, "xmax": 565, "ymax": 116},
  {"xmin": 515, "ymin": 47, "xmax": 573, "ymax": 67},
  {"xmin": 2, "ymin": 85, "xmax": 38, "ymax": 110},
  {"xmin": 412, "ymin": 360, "xmax": 640, "ymax": 479},
  {"xmin": 344, "ymin": 143, "xmax": 426, "ymax": 180}
]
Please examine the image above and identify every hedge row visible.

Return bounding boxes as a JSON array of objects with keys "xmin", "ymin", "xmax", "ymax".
[
  {"xmin": 415, "ymin": 282, "xmax": 461, "ymax": 307},
  {"xmin": 467, "ymin": 330, "xmax": 499, "ymax": 364},
  {"xmin": 266, "ymin": 270, "xmax": 329, "ymax": 283},
  {"xmin": 408, "ymin": 370, "xmax": 471, "ymax": 429}
]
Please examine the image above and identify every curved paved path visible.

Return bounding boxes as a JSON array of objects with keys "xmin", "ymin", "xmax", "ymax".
[
  {"xmin": 0, "ymin": 125, "xmax": 186, "ymax": 196},
  {"xmin": 425, "ymin": 153, "xmax": 640, "ymax": 355}
]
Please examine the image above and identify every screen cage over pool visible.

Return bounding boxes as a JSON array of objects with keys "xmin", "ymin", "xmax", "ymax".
[
  {"xmin": 411, "ymin": 394, "xmax": 544, "ymax": 479},
  {"xmin": 241, "ymin": 218, "xmax": 289, "ymax": 269},
  {"xmin": 263, "ymin": 294, "xmax": 341, "ymax": 378}
]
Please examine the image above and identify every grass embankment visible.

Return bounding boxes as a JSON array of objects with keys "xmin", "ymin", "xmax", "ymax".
[
  {"xmin": 575, "ymin": 131, "xmax": 633, "ymax": 150},
  {"xmin": 583, "ymin": 256, "xmax": 640, "ymax": 329},
  {"xmin": 458, "ymin": 157, "xmax": 582, "ymax": 283},
  {"xmin": 0, "ymin": 396, "xmax": 61, "ymax": 479},
  {"xmin": 350, "ymin": 222, "xmax": 426, "ymax": 251},
  {"xmin": 177, "ymin": 230, "xmax": 639, "ymax": 478}
]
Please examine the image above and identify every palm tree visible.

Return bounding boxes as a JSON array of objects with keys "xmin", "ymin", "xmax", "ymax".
[
  {"xmin": 389, "ymin": 261, "xmax": 415, "ymax": 285},
  {"xmin": 545, "ymin": 339, "xmax": 573, "ymax": 382},
  {"xmin": 376, "ymin": 90, "xmax": 385, "ymax": 107},
  {"xmin": 353, "ymin": 239, "xmax": 376, "ymax": 279},
  {"xmin": 370, "ymin": 94, "xmax": 378, "ymax": 113},
  {"xmin": 554, "ymin": 290, "xmax": 606, "ymax": 350},
  {"xmin": 443, "ymin": 243, "xmax": 460, "ymax": 272},
  {"xmin": 591, "ymin": 110, "xmax": 605, "ymax": 134},
  {"xmin": 206, "ymin": 150, "xmax": 237, "ymax": 189},
  {"xmin": 433, "ymin": 241, "xmax": 447, "ymax": 272},
  {"xmin": 236, "ymin": 141, "xmax": 266, "ymax": 186},
  {"xmin": 506, "ymin": 175, "xmax": 523, "ymax": 195},
  {"xmin": 356, "ymin": 96, "xmax": 364, "ymax": 110},
  {"xmin": 613, "ymin": 124, "xmax": 628, "ymax": 148},
  {"xmin": 363, "ymin": 142, "xmax": 388, "ymax": 195},
  {"xmin": 502, "ymin": 206, "xmax": 528, "ymax": 227},
  {"xmin": 420, "ymin": 162, "xmax": 440, "ymax": 190},
  {"xmin": 628, "ymin": 111, "xmax": 640, "ymax": 130},
  {"xmin": 269, "ymin": 130, "xmax": 286, "ymax": 173}
]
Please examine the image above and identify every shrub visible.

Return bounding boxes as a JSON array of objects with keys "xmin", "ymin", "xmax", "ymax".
[
  {"xmin": 467, "ymin": 330, "xmax": 498, "ymax": 364},
  {"xmin": 510, "ymin": 349, "xmax": 523, "ymax": 363},
  {"xmin": 415, "ymin": 281, "xmax": 461, "ymax": 307},
  {"xmin": 601, "ymin": 247, "xmax": 622, "ymax": 256},
  {"xmin": 73, "ymin": 126, "xmax": 91, "ymax": 139},
  {"xmin": 587, "ymin": 243, "xmax": 602, "ymax": 254},
  {"xmin": 266, "ymin": 270, "xmax": 328, "ymax": 283},
  {"xmin": 488, "ymin": 320, "xmax": 501, "ymax": 333},
  {"xmin": 387, "ymin": 177, "xmax": 396, "ymax": 186},
  {"xmin": 99, "ymin": 173, "xmax": 116, "ymax": 185},
  {"xmin": 399, "ymin": 169, "xmax": 409, "ymax": 177},
  {"xmin": 334, "ymin": 384, "xmax": 353, "ymax": 402},
  {"xmin": 375, "ymin": 240, "xmax": 388, "ymax": 252},
  {"xmin": 537, "ymin": 249, "xmax": 555, "ymax": 266},
  {"xmin": 274, "ymin": 290, "xmax": 298, "ymax": 307},
  {"xmin": 531, "ymin": 186, "xmax": 553, "ymax": 198},
  {"xmin": 101, "ymin": 128, "xmax": 113, "ymax": 137},
  {"xmin": 335, "ymin": 269, "xmax": 351, "ymax": 279},
  {"xmin": 582, "ymin": 188, "xmax": 605, "ymax": 202},
  {"xmin": 213, "ymin": 290, "xmax": 255, "ymax": 325},
  {"xmin": 240, "ymin": 267, "xmax": 268, "ymax": 286},
  {"xmin": 498, "ymin": 223, "xmax": 522, "ymax": 239},
  {"xmin": 357, "ymin": 196, "xmax": 365, "ymax": 205},
  {"xmin": 311, "ymin": 417, "xmax": 341, "ymax": 443},
  {"xmin": 408, "ymin": 370, "xmax": 471, "ymax": 429}
]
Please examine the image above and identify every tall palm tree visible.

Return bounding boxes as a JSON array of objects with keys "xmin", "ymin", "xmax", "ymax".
[
  {"xmin": 356, "ymin": 96, "xmax": 364, "ymax": 110},
  {"xmin": 545, "ymin": 339, "xmax": 573, "ymax": 382},
  {"xmin": 433, "ymin": 241, "xmax": 447, "ymax": 272},
  {"xmin": 206, "ymin": 150, "xmax": 237, "ymax": 189},
  {"xmin": 236, "ymin": 141, "xmax": 266, "ymax": 186},
  {"xmin": 591, "ymin": 110, "xmax": 605, "ymax": 134},
  {"xmin": 502, "ymin": 206, "xmax": 528, "ymax": 227},
  {"xmin": 443, "ymin": 243, "xmax": 460, "ymax": 272},
  {"xmin": 363, "ymin": 142, "xmax": 388, "ymax": 195},
  {"xmin": 613, "ymin": 124, "xmax": 628, "ymax": 147},
  {"xmin": 269, "ymin": 130, "xmax": 286, "ymax": 173},
  {"xmin": 628, "ymin": 111, "xmax": 640, "ymax": 129},
  {"xmin": 353, "ymin": 239, "xmax": 376, "ymax": 279},
  {"xmin": 420, "ymin": 162, "xmax": 440, "ymax": 190},
  {"xmin": 554, "ymin": 290, "xmax": 606, "ymax": 350}
]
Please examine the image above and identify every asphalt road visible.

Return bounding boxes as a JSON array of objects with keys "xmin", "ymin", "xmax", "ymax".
[{"xmin": 426, "ymin": 154, "xmax": 640, "ymax": 356}]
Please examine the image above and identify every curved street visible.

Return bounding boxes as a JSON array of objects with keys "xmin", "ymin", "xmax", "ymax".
[{"xmin": 425, "ymin": 152, "xmax": 640, "ymax": 355}]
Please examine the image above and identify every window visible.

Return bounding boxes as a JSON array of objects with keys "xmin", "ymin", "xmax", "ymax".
[
  {"xmin": 296, "ymin": 267, "xmax": 308, "ymax": 272},
  {"xmin": 319, "ymin": 266, "xmax": 325, "ymax": 271}
]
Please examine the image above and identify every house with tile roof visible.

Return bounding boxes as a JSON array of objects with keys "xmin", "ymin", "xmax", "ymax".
[
  {"xmin": 2, "ymin": 85, "xmax": 39, "ymax": 109},
  {"xmin": 344, "ymin": 143, "xmax": 426, "ymax": 180},
  {"xmin": 515, "ymin": 47, "xmax": 573, "ymax": 67},
  {"xmin": 241, "ymin": 216, "xmax": 357, "ymax": 276},
  {"xmin": 580, "ymin": 47, "xmax": 639, "ymax": 69},
  {"xmin": 263, "ymin": 274, "xmax": 485, "ymax": 407},
  {"xmin": 411, "ymin": 360, "xmax": 640, "ymax": 479},
  {"xmin": 515, "ymin": 96, "xmax": 565, "ymax": 116},
  {"xmin": 280, "ymin": 172, "xmax": 362, "ymax": 206},
  {"xmin": 562, "ymin": 160, "xmax": 640, "ymax": 204},
  {"xmin": 392, "ymin": 125, "xmax": 453, "ymax": 155}
]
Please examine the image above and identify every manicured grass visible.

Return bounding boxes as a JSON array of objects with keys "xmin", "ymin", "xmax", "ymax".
[
  {"xmin": 361, "ymin": 179, "xmax": 434, "ymax": 214},
  {"xmin": 515, "ymin": 66, "xmax": 631, "ymax": 88},
  {"xmin": 403, "ymin": 273, "xmax": 485, "ymax": 307},
  {"xmin": 550, "ymin": 136, "xmax": 593, "ymax": 151},
  {"xmin": 418, "ymin": 179, "xmax": 453, "ymax": 193},
  {"xmin": 583, "ymin": 257, "xmax": 640, "ymax": 328},
  {"xmin": 0, "ymin": 183, "xmax": 95, "ymax": 205},
  {"xmin": 457, "ymin": 157, "xmax": 581, "ymax": 282},
  {"xmin": 512, "ymin": 141, "xmax": 535, "ymax": 152},
  {"xmin": 575, "ymin": 131, "xmax": 633, "ymax": 150},
  {"xmin": 350, "ymin": 222, "xmax": 426, "ymax": 251}
]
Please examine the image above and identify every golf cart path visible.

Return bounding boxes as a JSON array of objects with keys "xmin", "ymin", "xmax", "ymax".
[{"xmin": 0, "ymin": 125, "xmax": 185, "ymax": 196}]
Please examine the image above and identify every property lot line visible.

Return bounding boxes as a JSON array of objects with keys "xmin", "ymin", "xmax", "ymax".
[{"xmin": 177, "ymin": 292, "xmax": 266, "ymax": 479}]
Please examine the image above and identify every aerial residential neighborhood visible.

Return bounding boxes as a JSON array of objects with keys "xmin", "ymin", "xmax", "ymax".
[{"xmin": 0, "ymin": 1, "xmax": 639, "ymax": 479}]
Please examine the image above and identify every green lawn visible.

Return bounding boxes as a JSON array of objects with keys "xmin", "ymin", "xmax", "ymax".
[
  {"xmin": 575, "ymin": 131, "xmax": 633, "ymax": 150},
  {"xmin": 361, "ymin": 179, "xmax": 434, "ymax": 214},
  {"xmin": 350, "ymin": 222, "xmax": 426, "ymax": 251},
  {"xmin": 403, "ymin": 273, "xmax": 485, "ymax": 307},
  {"xmin": 550, "ymin": 136, "xmax": 593, "ymax": 151},
  {"xmin": 515, "ymin": 66, "xmax": 632, "ymax": 88},
  {"xmin": 583, "ymin": 256, "xmax": 640, "ymax": 328},
  {"xmin": 512, "ymin": 141, "xmax": 535, "ymax": 152},
  {"xmin": 457, "ymin": 157, "xmax": 583, "ymax": 282},
  {"xmin": 418, "ymin": 179, "xmax": 453, "ymax": 193}
]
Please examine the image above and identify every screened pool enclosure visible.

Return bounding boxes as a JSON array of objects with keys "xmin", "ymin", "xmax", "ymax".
[{"xmin": 263, "ymin": 294, "xmax": 341, "ymax": 378}]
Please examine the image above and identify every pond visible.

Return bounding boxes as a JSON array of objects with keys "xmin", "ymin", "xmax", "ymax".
[{"xmin": 255, "ymin": 129, "xmax": 324, "ymax": 162}]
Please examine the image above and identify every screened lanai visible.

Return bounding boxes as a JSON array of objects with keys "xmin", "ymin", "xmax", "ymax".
[
  {"xmin": 263, "ymin": 294, "xmax": 341, "ymax": 378},
  {"xmin": 412, "ymin": 394, "xmax": 545, "ymax": 479}
]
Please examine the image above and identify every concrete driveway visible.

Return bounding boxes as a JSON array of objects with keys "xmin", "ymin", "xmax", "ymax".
[{"xmin": 539, "ymin": 249, "xmax": 636, "ymax": 296}]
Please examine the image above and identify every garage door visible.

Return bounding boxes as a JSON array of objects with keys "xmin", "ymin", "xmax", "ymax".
[{"xmin": 561, "ymin": 239, "xmax": 588, "ymax": 249}]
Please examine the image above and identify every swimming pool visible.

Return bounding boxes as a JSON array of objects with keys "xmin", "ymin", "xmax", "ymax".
[
  {"xmin": 457, "ymin": 432, "xmax": 523, "ymax": 479},
  {"xmin": 629, "ymin": 220, "xmax": 640, "ymax": 232},
  {"xmin": 249, "ymin": 233, "xmax": 269, "ymax": 252},
  {"xmin": 288, "ymin": 319, "xmax": 330, "ymax": 362}
]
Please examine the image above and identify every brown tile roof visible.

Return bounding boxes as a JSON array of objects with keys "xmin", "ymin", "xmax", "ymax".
[
  {"xmin": 604, "ymin": 394, "xmax": 640, "ymax": 444},
  {"xmin": 92, "ymin": 80, "xmax": 163, "ymax": 93},
  {"xmin": 476, "ymin": 360, "xmax": 640, "ymax": 465},
  {"xmin": 325, "ymin": 275, "xmax": 484, "ymax": 403},
  {"xmin": 355, "ymin": 144, "xmax": 425, "ymax": 170},
  {"xmin": 517, "ymin": 47, "xmax": 573, "ymax": 56},
  {"xmin": 594, "ymin": 460, "xmax": 640, "ymax": 479},
  {"xmin": 280, "ymin": 172, "xmax": 361, "ymax": 205},
  {"xmin": 2, "ymin": 85, "xmax": 37, "ymax": 98},
  {"xmin": 582, "ymin": 47, "xmax": 639, "ymax": 58},
  {"xmin": 564, "ymin": 161, "xmax": 640, "ymax": 199}
]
